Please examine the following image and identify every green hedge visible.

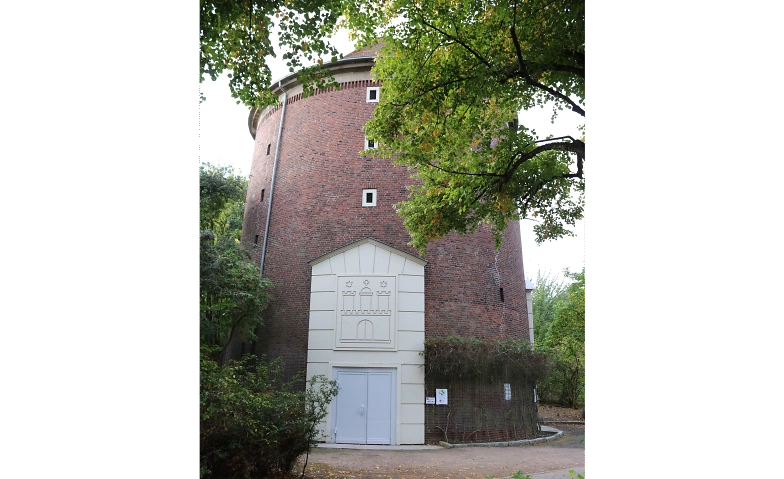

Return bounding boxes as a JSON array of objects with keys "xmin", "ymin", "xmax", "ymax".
[{"xmin": 200, "ymin": 354, "xmax": 337, "ymax": 478}]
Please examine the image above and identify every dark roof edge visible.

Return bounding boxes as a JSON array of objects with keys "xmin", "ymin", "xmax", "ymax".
[{"xmin": 248, "ymin": 55, "xmax": 377, "ymax": 139}]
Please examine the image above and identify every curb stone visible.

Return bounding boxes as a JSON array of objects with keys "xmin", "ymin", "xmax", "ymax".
[{"xmin": 438, "ymin": 427, "xmax": 563, "ymax": 448}]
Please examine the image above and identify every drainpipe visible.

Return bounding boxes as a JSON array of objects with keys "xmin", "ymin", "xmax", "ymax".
[{"xmin": 259, "ymin": 80, "xmax": 288, "ymax": 276}]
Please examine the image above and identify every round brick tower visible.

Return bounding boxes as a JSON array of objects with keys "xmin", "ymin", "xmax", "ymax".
[{"xmin": 241, "ymin": 47, "xmax": 534, "ymax": 445}]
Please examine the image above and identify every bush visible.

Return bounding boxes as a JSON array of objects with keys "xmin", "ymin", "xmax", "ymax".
[{"xmin": 200, "ymin": 354, "xmax": 338, "ymax": 478}]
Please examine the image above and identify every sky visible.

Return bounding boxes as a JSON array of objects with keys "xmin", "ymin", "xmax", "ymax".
[{"xmin": 198, "ymin": 35, "xmax": 586, "ymax": 286}]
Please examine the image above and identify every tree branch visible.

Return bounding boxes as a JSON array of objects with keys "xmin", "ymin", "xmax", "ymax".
[
  {"xmin": 418, "ymin": 17, "xmax": 492, "ymax": 69},
  {"xmin": 509, "ymin": 25, "xmax": 585, "ymax": 116},
  {"xmin": 505, "ymin": 140, "xmax": 584, "ymax": 181}
]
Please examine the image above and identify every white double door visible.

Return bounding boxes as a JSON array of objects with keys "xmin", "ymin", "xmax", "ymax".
[{"xmin": 333, "ymin": 368, "xmax": 395, "ymax": 444}]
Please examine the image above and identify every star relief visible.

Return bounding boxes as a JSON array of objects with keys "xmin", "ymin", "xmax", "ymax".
[
  {"xmin": 380, "ymin": 281, "xmax": 388, "ymax": 288},
  {"xmin": 345, "ymin": 281, "xmax": 353, "ymax": 287}
]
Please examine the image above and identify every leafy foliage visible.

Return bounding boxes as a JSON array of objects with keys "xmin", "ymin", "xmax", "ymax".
[
  {"xmin": 200, "ymin": 163, "xmax": 271, "ymax": 365},
  {"xmin": 532, "ymin": 270, "xmax": 567, "ymax": 346},
  {"xmin": 200, "ymin": 0, "xmax": 394, "ymax": 106},
  {"xmin": 533, "ymin": 269, "xmax": 585, "ymax": 407},
  {"xmin": 364, "ymin": 0, "xmax": 585, "ymax": 252},
  {"xmin": 423, "ymin": 336, "xmax": 550, "ymax": 382},
  {"xmin": 199, "ymin": 163, "xmax": 247, "ymax": 235},
  {"xmin": 200, "ymin": 354, "xmax": 338, "ymax": 478}
]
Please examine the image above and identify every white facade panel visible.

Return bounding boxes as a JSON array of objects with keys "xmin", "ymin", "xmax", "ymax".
[
  {"xmin": 373, "ymin": 247, "xmax": 391, "ymax": 274},
  {"xmin": 401, "ymin": 383, "xmax": 424, "ymax": 404},
  {"xmin": 398, "ymin": 292, "xmax": 425, "ymax": 312},
  {"xmin": 387, "ymin": 254, "xmax": 406, "ymax": 274},
  {"xmin": 310, "ymin": 291, "xmax": 337, "ymax": 311},
  {"xmin": 308, "ymin": 329, "xmax": 334, "ymax": 350},
  {"xmin": 400, "ymin": 423, "xmax": 425, "ymax": 445},
  {"xmin": 309, "ymin": 310, "xmax": 336, "ymax": 330},
  {"xmin": 329, "ymin": 253, "xmax": 346, "ymax": 274},
  {"xmin": 358, "ymin": 242, "xmax": 375, "ymax": 274},
  {"xmin": 398, "ymin": 274, "xmax": 425, "ymax": 293},
  {"xmin": 306, "ymin": 362, "xmax": 330, "ymax": 379},
  {"xmin": 398, "ymin": 330, "xmax": 425, "ymax": 351},
  {"xmin": 401, "ymin": 364, "xmax": 425, "ymax": 384},
  {"xmin": 312, "ymin": 259, "xmax": 331, "ymax": 275},
  {"xmin": 311, "ymin": 274, "xmax": 337, "ymax": 292},
  {"xmin": 344, "ymin": 247, "xmax": 361, "ymax": 273},
  {"xmin": 400, "ymin": 403, "xmax": 424, "ymax": 424},
  {"xmin": 397, "ymin": 311, "xmax": 424, "ymax": 332},
  {"xmin": 402, "ymin": 259, "xmax": 425, "ymax": 276}
]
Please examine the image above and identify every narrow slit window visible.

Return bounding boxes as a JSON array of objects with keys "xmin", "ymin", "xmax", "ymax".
[
  {"xmin": 362, "ymin": 189, "xmax": 377, "ymax": 207},
  {"xmin": 254, "ymin": 234, "xmax": 259, "ymax": 246},
  {"xmin": 266, "ymin": 143, "xmax": 271, "ymax": 155},
  {"xmin": 500, "ymin": 287, "xmax": 505, "ymax": 302},
  {"xmin": 260, "ymin": 188, "xmax": 265, "ymax": 202},
  {"xmin": 366, "ymin": 87, "xmax": 380, "ymax": 103}
]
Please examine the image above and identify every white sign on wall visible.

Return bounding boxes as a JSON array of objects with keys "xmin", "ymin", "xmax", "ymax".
[
  {"xmin": 436, "ymin": 389, "xmax": 448, "ymax": 405},
  {"xmin": 426, "ymin": 397, "xmax": 435, "ymax": 405}
]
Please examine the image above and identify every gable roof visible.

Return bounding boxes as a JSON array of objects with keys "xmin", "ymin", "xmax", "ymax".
[
  {"xmin": 308, "ymin": 237, "xmax": 426, "ymax": 267},
  {"xmin": 343, "ymin": 43, "xmax": 384, "ymax": 59}
]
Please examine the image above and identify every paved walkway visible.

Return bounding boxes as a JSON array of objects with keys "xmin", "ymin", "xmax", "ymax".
[{"xmin": 312, "ymin": 425, "xmax": 590, "ymax": 479}]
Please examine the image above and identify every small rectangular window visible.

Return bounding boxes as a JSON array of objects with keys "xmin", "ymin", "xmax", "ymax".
[
  {"xmin": 500, "ymin": 287, "xmax": 505, "ymax": 302},
  {"xmin": 266, "ymin": 143, "xmax": 271, "ymax": 155},
  {"xmin": 260, "ymin": 188, "xmax": 265, "ymax": 202},
  {"xmin": 254, "ymin": 235, "xmax": 259, "ymax": 246},
  {"xmin": 364, "ymin": 137, "xmax": 377, "ymax": 150},
  {"xmin": 366, "ymin": 87, "xmax": 380, "ymax": 103},
  {"xmin": 362, "ymin": 188, "xmax": 377, "ymax": 207}
]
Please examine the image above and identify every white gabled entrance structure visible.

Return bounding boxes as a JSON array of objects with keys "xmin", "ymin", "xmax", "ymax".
[{"xmin": 306, "ymin": 238, "xmax": 426, "ymax": 445}]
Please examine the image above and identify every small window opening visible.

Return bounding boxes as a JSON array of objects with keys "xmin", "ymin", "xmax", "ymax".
[
  {"xmin": 260, "ymin": 188, "xmax": 265, "ymax": 202},
  {"xmin": 366, "ymin": 87, "xmax": 380, "ymax": 102},
  {"xmin": 365, "ymin": 137, "xmax": 377, "ymax": 149},
  {"xmin": 499, "ymin": 287, "xmax": 505, "ymax": 302},
  {"xmin": 254, "ymin": 234, "xmax": 259, "ymax": 246},
  {"xmin": 266, "ymin": 143, "xmax": 271, "ymax": 155},
  {"xmin": 362, "ymin": 188, "xmax": 377, "ymax": 207}
]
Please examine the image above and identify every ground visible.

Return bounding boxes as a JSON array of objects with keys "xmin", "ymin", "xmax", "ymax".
[
  {"xmin": 295, "ymin": 404, "xmax": 585, "ymax": 479},
  {"xmin": 537, "ymin": 403, "xmax": 585, "ymax": 422}
]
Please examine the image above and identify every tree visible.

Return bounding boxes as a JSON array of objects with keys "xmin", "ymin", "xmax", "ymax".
[
  {"xmin": 533, "ymin": 268, "xmax": 585, "ymax": 407},
  {"xmin": 200, "ymin": 0, "xmax": 392, "ymax": 107},
  {"xmin": 532, "ymin": 270, "xmax": 567, "ymax": 348},
  {"xmin": 364, "ymin": 0, "xmax": 585, "ymax": 252},
  {"xmin": 199, "ymin": 163, "xmax": 271, "ymax": 366}
]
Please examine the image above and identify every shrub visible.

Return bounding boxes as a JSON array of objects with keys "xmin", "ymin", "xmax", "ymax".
[{"xmin": 200, "ymin": 354, "xmax": 338, "ymax": 478}]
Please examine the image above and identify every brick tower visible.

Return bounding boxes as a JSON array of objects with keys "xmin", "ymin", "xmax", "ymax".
[{"xmin": 241, "ymin": 47, "xmax": 534, "ymax": 445}]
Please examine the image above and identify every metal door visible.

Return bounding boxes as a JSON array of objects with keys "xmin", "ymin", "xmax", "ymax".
[{"xmin": 334, "ymin": 369, "xmax": 394, "ymax": 444}]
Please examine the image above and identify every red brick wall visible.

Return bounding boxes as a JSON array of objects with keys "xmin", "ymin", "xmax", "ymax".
[{"xmin": 240, "ymin": 79, "xmax": 529, "ymax": 378}]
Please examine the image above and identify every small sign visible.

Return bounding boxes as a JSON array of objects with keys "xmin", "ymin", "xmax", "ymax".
[
  {"xmin": 436, "ymin": 388, "xmax": 448, "ymax": 405},
  {"xmin": 426, "ymin": 397, "xmax": 435, "ymax": 404},
  {"xmin": 504, "ymin": 383, "xmax": 512, "ymax": 401}
]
